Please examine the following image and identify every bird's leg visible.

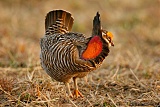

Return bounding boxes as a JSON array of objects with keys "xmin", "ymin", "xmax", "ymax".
[
  {"xmin": 73, "ymin": 77, "xmax": 83, "ymax": 98},
  {"xmin": 64, "ymin": 82, "xmax": 73, "ymax": 98}
]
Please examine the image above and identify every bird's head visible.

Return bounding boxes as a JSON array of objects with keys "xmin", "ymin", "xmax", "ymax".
[
  {"xmin": 92, "ymin": 12, "xmax": 114, "ymax": 47},
  {"xmin": 101, "ymin": 30, "xmax": 114, "ymax": 47}
]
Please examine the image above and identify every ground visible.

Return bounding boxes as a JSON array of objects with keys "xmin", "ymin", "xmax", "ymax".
[{"xmin": 0, "ymin": 0, "xmax": 160, "ymax": 107}]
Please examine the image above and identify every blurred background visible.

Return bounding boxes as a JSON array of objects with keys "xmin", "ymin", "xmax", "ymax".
[
  {"xmin": 0, "ymin": 0, "xmax": 160, "ymax": 69},
  {"xmin": 0, "ymin": 0, "xmax": 160, "ymax": 106}
]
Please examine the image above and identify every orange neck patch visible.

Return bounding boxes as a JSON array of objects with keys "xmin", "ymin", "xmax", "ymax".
[{"xmin": 82, "ymin": 36, "xmax": 102, "ymax": 60}]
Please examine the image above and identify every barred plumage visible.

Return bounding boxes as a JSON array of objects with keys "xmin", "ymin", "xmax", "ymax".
[
  {"xmin": 40, "ymin": 10, "xmax": 114, "ymax": 98},
  {"xmin": 45, "ymin": 10, "xmax": 74, "ymax": 35},
  {"xmin": 40, "ymin": 33, "xmax": 94, "ymax": 82}
]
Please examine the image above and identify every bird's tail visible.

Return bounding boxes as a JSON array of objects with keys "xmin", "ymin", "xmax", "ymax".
[
  {"xmin": 92, "ymin": 12, "xmax": 102, "ymax": 36},
  {"xmin": 45, "ymin": 10, "xmax": 74, "ymax": 35}
]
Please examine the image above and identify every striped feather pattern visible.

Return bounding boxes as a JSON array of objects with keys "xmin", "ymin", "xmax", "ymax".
[
  {"xmin": 45, "ymin": 10, "xmax": 74, "ymax": 35},
  {"xmin": 40, "ymin": 33, "xmax": 95, "ymax": 82}
]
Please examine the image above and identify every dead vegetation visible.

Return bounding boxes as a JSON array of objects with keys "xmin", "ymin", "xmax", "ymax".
[{"xmin": 0, "ymin": 0, "xmax": 160, "ymax": 107}]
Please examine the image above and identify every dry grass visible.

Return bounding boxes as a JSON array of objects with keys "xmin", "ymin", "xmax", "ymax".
[{"xmin": 0, "ymin": 0, "xmax": 160, "ymax": 107}]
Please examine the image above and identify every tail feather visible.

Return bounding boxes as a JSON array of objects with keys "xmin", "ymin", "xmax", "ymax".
[
  {"xmin": 92, "ymin": 12, "xmax": 101, "ymax": 36},
  {"xmin": 45, "ymin": 10, "xmax": 74, "ymax": 35}
]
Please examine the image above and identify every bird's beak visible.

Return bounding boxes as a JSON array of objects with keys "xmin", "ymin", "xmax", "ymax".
[{"xmin": 111, "ymin": 41, "xmax": 114, "ymax": 46}]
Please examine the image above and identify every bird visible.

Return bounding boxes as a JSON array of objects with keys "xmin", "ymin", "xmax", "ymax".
[{"xmin": 40, "ymin": 10, "xmax": 114, "ymax": 98}]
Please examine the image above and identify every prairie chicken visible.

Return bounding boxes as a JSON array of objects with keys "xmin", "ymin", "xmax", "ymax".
[{"xmin": 40, "ymin": 10, "xmax": 114, "ymax": 98}]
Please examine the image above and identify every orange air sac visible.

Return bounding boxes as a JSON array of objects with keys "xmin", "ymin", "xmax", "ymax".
[{"xmin": 82, "ymin": 36, "xmax": 102, "ymax": 60}]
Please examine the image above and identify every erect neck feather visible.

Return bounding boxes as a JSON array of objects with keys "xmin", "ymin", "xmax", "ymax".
[{"xmin": 82, "ymin": 36, "xmax": 103, "ymax": 60}]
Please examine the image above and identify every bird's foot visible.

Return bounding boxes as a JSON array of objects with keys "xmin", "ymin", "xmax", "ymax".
[
  {"xmin": 73, "ymin": 89, "xmax": 83, "ymax": 98},
  {"xmin": 36, "ymin": 84, "xmax": 41, "ymax": 98}
]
